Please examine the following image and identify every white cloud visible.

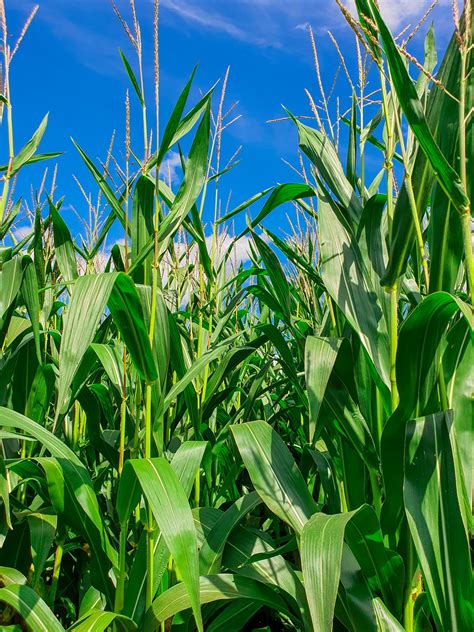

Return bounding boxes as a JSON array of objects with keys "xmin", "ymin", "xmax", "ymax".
[
  {"xmin": 161, "ymin": 0, "xmax": 270, "ymax": 46},
  {"xmin": 170, "ymin": 229, "xmax": 252, "ymax": 269},
  {"xmin": 12, "ymin": 226, "xmax": 32, "ymax": 242},
  {"xmin": 157, "ymin": 229, "xmax": 253, "ymax": 306},
  {"xmin": 162, "ymin": 0, "xmax": 451, "ymax": 48},
  {"xmin": 344, "ymin": 0, "xmax": 443, "ymax": 30},
  {"xmin": 161, "ymin": 151, "xmax": 182, "ymax": 184},
  {"xmin": 204, "ymin": 232, "xmax": 252, "ymax": 268}
]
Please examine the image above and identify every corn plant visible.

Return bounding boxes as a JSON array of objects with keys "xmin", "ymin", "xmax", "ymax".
[{"xmin": 0, "ymin": 0, "xmax": 472, "ymax": 631}]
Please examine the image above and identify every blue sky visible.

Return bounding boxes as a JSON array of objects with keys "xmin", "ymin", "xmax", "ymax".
[{"xmin": 8, "ymin": 0, "xmax": 452, "ymax": 244}]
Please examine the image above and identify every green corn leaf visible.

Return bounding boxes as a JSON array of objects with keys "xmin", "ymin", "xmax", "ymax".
[
  {"xmin": 57, "ymin": 273, "xmax": 117, "ymax": 412},
  {"xmin": 291, "ymin": 116, "xmax": 363, "ymax": 225},
  {"xmin": 217, "ymin": 187, "xmax": 273, "ymax": 224},
  {"xmin": 416, "ymin": 24, "xmax": 437, "ymax": 99},
  {"xmin": 0, "ymin": 584, "xmax": 65, "ymax": 631},
  {"xmin": 369, "ymin": 0, "xmax": 469, "ymax": 216},
  {"xmin": 301, "ymin": 511, "xmax": 356, "ymax": 632},
  {"xmin": 413, "ymin": 593, "xmax": 434, "ymax": 632},
  {"xmin": 0, "ymin": 256, "xmax": 23, "ymax": 319},
  {"xmin": 131, "ymin": 175, "xmax": 154, "ymax": 284},
  {"xmin": 251, "ymin": 231, "xmax": 292, "ymax": 321},
  {"xmin": 90, "ymin": 342, "xmax": 124, "ymax": 391},
  {"xmin": 157, "ymin": 104, "xmax": 211, "ymax": 256},
  {"xmin": 144, "ymin": 574, "xmax": 290, "ymax": 631},
  {"xmin": 200, "ymin": 492, "xmax": 261, "ymax": 574},
  {"xmin": 20, "ymin": 257, "xmax": 42, "ymax": 363},
  {"xmin": 137, "ymin": 285, "xmax": 170, "ymax": 395},
  {"xmin": 0, "ymin": 457, "xmax": 11, "ymax": 530},
  {"xmin": 261, "ymin": 226, "xmax": 324, "ymax": 289},
  {"xmin": 0, "ymin": 152, "xmax": 62, "ymax": 174},
  {"xmin": 162, "ymin": 339, "xmax": 232, "ymax": 416},
  {"xmin": 122, "ymin": 441, "xmax": 207, "ymax": 624},
  {"xmin": 346, "ymin": 93, "xmax": 357, "ymax": 188},
  {"xmin": 301, "ymin": 504, "xmax": 402, "ymax": 632},
  {"xmin": 341, "ymin": 113, "xmax": 403, "ymax": 162},
  {"xmin": 318, "ymin": 190, "xmax": 391, "ymax": 390},
  {"xmin": 151, "ymin": 81, "xmax": 216, "ymax": 171},
  {"xmin": 357, "ymin": 193, "xmax": 389, "ymax": 284},
  {"xmin": 324, "ymin": 373, "xmax": 380, "ymax": 471},
  {"xmin": 382, "ymin": 13, "xmax": 465, "ymax": 288},
  {"xmin": 78, "ymin": 586, "xmax": 105, "ymax": 619},
  {"xmin": 32, "ymin": 207, "xmax": 45, "ymax": 299},
  {"xmin": 156, "ymin": 66, "xmax": 197, "ymax": 166},
  {"xmin": 305, "ymin": 336, "xmax": 344, "ymax": 442},
  {"xmin": 107, "ymin": 273, "xmax": 158, "ymax": 383},
  {"xmin": 372, "ymin": 598, "xmax": 405, "ymax": 631},
  {"xmin": 58, "ymin": 273, "xmax": 157, "ymax": 414},
  {"xmin": 38, "ymin": 456, "xmax": 117, "ymax": 603},
  {"xmin": 427, "ymin": 22, "xmax": 469, "ymax": 293},
  {"xmin": 26, "ymin": 512, "xmax": 57, "ymax": 587},
  {"xmin": 0, "ymin": 408, "xmax": 117, "ymax": 603},
  {"xmin": 236, "ymin": 183, "xmax": 315, "ymax": 238},
  {"xmin": 72, "ymin": 140, "xmax": 125, "ymax": 227},
  {"xmin": 119, "ymin": 457, "xmax": 202, "ymax": 631},
  {"xmin": 0, "ymin": 566, "xmax": 27, "ymax": 586},
  {"xmin": 404, "ymin": 411, "xmax": 474, "ymax": 630},
  {"xmin": 308, "ymin": 450, "xmax": 341, "ymax": 514},
  {"xmin": 344, "ymin": 506, "xmax": 404, "ymax": 618},
  {"xmin": 69, "ymin": 610, "xmax": 137, "ymax": 631},
  {"xmin": 442, "ymin": 318, "xmax": 473, "ymax": 503},
  {"xmin": 0, "ymin": 199, "xmax": 20, "ymax": 239},
  {"xmin": 354, "ymin": 0, "xmax": 382, "ymax": 64},
  {"xmin": 231, "ymin": 421, "xmax": 317, "ymax": 534},
  {"xmin": 223, "ymin": 525, "xmax": 309, "ymax": 626},
  {"xmin": 50, "ymin": 199, "xmax": 78, "ymax": 283},
  {"xmin": 381, "ymin": 292, "xmax": 472, "ymax": 534},
  {"xmin": 119, "ymin": 49, "xmax": 144, "ymax": 105},
  {"xmin": 206, "ymin": 600, "xmax": 261, "ymax": 632},
  {"xmin": 10, "ymin": 115, "xmax": 49, "ymax": 177}
]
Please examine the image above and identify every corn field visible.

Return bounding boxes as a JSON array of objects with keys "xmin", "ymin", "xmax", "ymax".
[{"xmin": 0, "ymin": 0, "xmax": 472, "ymax": 630}]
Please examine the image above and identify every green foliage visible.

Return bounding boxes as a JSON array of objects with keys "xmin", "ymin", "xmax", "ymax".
[{"xmin": 0, "ymin": 2, "xmax": 472, "ymax": 631}]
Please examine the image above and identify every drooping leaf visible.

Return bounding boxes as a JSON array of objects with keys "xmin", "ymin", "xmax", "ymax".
[
  {"xmin": 144, "ymin": 574, "xmax": 290, "ymax": 631},
  {"xmin": 0, "ymin": 583, "xmax": 65, "ymax": 632},
  {"xmin": 70, "ymin": 610, "xmax": 137, "ymax": 632},
  {"xmin": 0, "ymin": 408, "xmax": 117, "ymax": 604},
  {"xmin": 199, "ymin": 492, "xmax": 261, "ymax": 574}
]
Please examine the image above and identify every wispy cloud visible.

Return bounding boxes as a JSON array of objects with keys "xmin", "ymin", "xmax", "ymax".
[
  {"xmin": 160, "ymin": 0, "xmax": 273, "ymax": 46},
  {"xmin": 161, "ymin": 0, "xmax": 451, "ymax": 50},
  {"xmin": 344, "ymin": 0, "xmax": 449, "ymax": 30}
]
